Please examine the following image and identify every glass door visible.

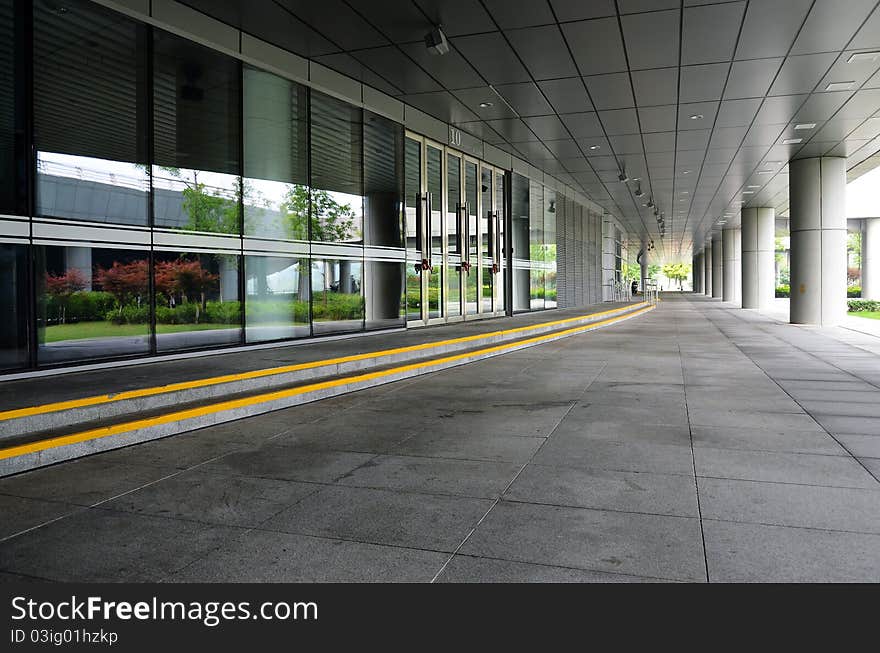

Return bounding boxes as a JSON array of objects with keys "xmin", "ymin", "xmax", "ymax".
[
  {"xmin": 426, "ymin": 144, "xmax": 443, "ymax": 322},
  {"xmin": 446, "ymin": 151, "xmax": 463, "ymax": 321},
  {"xmin": 404, "ymin": 136, "xmax": 424, "ymax": 325},
  {"xmin": 463, "ymin": 158, "xmax": 479, "ymax": 317}
]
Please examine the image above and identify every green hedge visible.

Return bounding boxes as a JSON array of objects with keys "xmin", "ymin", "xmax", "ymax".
[
  {"xmin": 848, "ymin": 286, "xmax": 862, "ymax": 298},
  {"xmin": 848, "ymin": 299, "xmax": 880, "ymax": 312},
  {"xmin": 775, "ymin": 285, "xmax": 790, "ymax": 298},
  {"xmin": 45, "ymin": 291, "xmax": 116, "ymax": 322}
]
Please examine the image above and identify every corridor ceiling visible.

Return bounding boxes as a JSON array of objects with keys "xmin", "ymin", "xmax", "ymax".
[{"xmin": 178, "ymin": 0, "xmax": 880, "ymax": 259}]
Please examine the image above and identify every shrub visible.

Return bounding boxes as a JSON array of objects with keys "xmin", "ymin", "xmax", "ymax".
[
  {"xmin": 106, "ymin": 304, "xmax": 149, "ymax": 325},
  {"xmin": 848, "ymin": 286, "xmax": 862, "ymax": 298},
  {"xmin": 848, "ymin": 299, "xmax": 880, "ymax": 312},
  {"xmin": 775, "ymin": 284, "xmax": 790, "ymax": 298},
  {"xmin": 204, "ymin": 300, "xmax": 241, "ymax": 324},
  {"xmin": 312, "ymin": 292, "xmax": 364, "ymax": 320}
]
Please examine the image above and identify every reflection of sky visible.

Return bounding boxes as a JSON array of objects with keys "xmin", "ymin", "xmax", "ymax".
[
  {"xmin": 848, "ymin": 166, "xmax": 880, "ymax": 218},
  {"xmin": 37, "ymin": 151, "xmax": 364, "ymax": 219}
]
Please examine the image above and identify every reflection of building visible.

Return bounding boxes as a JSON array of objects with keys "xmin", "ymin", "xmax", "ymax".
[{"xmin": 0, "ymin": 0, "xmax": 620, "ymax": 373}]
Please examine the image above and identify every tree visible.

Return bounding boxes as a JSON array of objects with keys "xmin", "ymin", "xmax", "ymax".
[
  {"xmin": 647, "ymin": 264, "xmax": 661, "ymax": 280},
  {"xmin": 662, "ymin": 262, "xmax": 692, "ymax": 291},
  {"xmin": 280, "ymin": 186, "xmax": 359, "ymax": 243},
  {"xmin": 154, "ymin": 259, "xmax": 219, "ymax": 322}
]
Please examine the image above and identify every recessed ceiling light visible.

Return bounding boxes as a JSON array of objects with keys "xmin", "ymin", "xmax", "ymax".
[
  {"xmin": 756, "ymin": 170, "xmax": 774, "ymax": 175},
  {"xmin": 718, "ymin": 220, "xmax": 727, "ymax": 225},
  {"xmin": 794, "ymin": 123, "xmax": 817, "ymax": 130},
  {"xmin": 689, "ymin": 114, "xmax": 704, "ymax": 120},
  {"xmin": 589, "ymin": 145, "xmax": 601, "ymax": 150},
  {"xmin": 478, "ymin": 101, "xmax": 493, "ymax": 108},
  {"xmin": 743, "ymin": 191, "xmax": 755, "ymax": 195},
  {"xmin": 825, "ymin": 81, "xmax": 855, "ymax": 91},
  {"xmin": 747, "ymin": 185, "xmax": 760, "ymax": 189},
  {"xmin": 682, "ymin": 170, "xmax": 691, "ymax": 175},
  {"xmin": 782, "ymin": 138, "xmax": 803, "ymax": 145},
  {"xmin": 847, "ymin": 51, "xmax": 880, "ymax": 63}
]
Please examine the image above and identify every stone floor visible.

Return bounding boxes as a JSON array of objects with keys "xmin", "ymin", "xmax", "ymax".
[{"xmin": 1, "ymin": 294, "xmax": 878, "ymax": 583}]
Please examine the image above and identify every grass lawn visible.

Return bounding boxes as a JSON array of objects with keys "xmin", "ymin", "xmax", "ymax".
[
  {"xmin": 43, "ymin": 321, "xmax": 233, "ymax": 343},
  {"xmin": 849, "ymin": 311, "xmax": 880, "ymax": 320}
]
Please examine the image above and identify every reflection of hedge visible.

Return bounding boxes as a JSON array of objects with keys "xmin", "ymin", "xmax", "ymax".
[
  {"xmin": 45, "ymin": 291, "xmax": 116, "ymax": 323},
  {"xmin": 532, "ymin": 288, "xmax": 558, "ymax": 301},
  {"xmin": 849, "ymin": 299, "xmax": 880, "ymax": 312},
  {"xmin": 848, "ymin": 286, "xmax": 862, "ymax": 298},
  {"xmin": 776, "ymin": 285, "xmax": 790, "ymax": 298},
  {"xmin": 312, "ymin": 292, "xmax": 364, "ymax": 320}
]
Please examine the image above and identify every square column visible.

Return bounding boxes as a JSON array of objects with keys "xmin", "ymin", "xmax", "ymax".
[
  {"xmin": 722, "ymin": 227, "xmax": 741, "ymax": 305},
  {"xmin": 789, "ymin": 157, "xmax": 847, "ymax": 326},
  {"xmin": 741, "ymin": 207, "xmax": 776, "ymax": 309},
  {"xmin": 711, "ymin": 233, "xmax": 723, "ymax": 298}
]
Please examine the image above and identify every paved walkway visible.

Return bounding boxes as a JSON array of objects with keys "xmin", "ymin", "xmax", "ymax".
[{"xmin": 1, "ymin": 295, "xmax": 878, "ymax": 582}]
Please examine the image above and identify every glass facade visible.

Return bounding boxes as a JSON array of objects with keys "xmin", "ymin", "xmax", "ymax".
[{"xmin": 0, "ymin": 0, "xmax": 608, "ymax": 372}]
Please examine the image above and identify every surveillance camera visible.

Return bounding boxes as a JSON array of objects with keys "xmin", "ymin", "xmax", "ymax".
[{"xmin": 425, "ymin": 27, "xmax": 450, "ymax": 55}]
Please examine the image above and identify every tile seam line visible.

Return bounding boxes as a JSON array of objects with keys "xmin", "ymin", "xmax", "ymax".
[
  {"xmin": 0, "ymin": 306, "xmax": 655, "ymax": 462},
  {"xmin": 0, "ymin": 303, "xmax": 648, "ymax": 422}
]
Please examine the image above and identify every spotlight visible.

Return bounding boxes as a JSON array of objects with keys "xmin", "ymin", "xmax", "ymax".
[
  {"xmin": 618, "ymin": 171, "xmax": 629, "ymax": 183},
  {"xmin": 647, "ymin": 199, "xmax": 655, "ymax": 209},
  {"xmin": 634, "ymin": 184, "xmax": 644, "ymax": 197},
  {"xmin": 425, "ymin": 26, "xmax": 450, "ymax": 55}
]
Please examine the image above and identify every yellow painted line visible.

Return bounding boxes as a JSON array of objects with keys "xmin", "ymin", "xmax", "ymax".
[
  {"xmin": 0, "ymin": 305, "xmax": 654, "ymax": 461},
  {"xmin": 0, "ymin": 302, "xmax": 648, "ymax": 423}
]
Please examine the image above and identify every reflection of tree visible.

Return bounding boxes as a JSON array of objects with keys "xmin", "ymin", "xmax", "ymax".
[
  {"xmin": 45, "ymin": 269, "xmax": 87, "ymax": 324},
  {"xmin": 155, "ymin": 259, "xmax": 219, "ymax": 322},
  {"xmin": 158, "ymin": 167, "xmax": 240, "ymax": 235},
  {"xmin": 96, "ymin": 260, "xmax": 149, "ymax": 317},
  {"xmin": 281, "ymin": 186, "xmax": 357, "ymax": 242},
  {"xmin": 662, "ymin": 262, "xmax": 692, "ymax": 290}
]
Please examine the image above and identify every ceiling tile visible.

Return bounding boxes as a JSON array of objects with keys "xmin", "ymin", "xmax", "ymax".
[
  {"xmin": 561, "ymin": 18, "xmax": 628, "ymax": 75},
  {"xmin": 452, "ymin": 32, "xmax": 531, "ymax": 84},
  {"xmin": 523, "ymin": 115, "xmax": 571, "ymax": 140},
  {"xmin": 482, "ymin": 0, "xmax": 555, "ymax": 28},
  {"xmin": 621, "ymin": 9, "xmax": 680, "ymax": 70},
  {"xmin": 549, "ymin": 0, "xmax": 616, "ymax": 21},
  {"xmin": 715, "ymin": 98, "xmax": 763, "ymax": 127},
  {"xmin": 680, "ymin": 63, "xmax": 729, "ymax": 103},
  {"xmin": 492, "ymin": 82, "xmax": 555, "ymax": 116},
  {"xmin": 768, "ymin": 53, "xmax": 838, "ymax": 96},
  {"xmin": 682, "ymin": 1, "xmax": 746, "ymax": 65},
  {"xmin": 538, "ymin": 77, "xmax": 594, "ymax": 114},
  {"xmin": 723, "ymin": 58, "xmax": 784, "ymax": 100},
  {"xmin": 583, "ymin": 72, "xmax": 635, "ymax": 110},
  {"xmin": 453, "ymin": 87, "xmax": 518, "ymax": 119},
  {"xmin": 734, "ymin": 0, "xmax": 813, "ymax": 60},
  {"xmin": 505, "ymin": 25, "xmax": 579, "ymax": 80},
  {"xmin": 561, "ymin": 112, "xmax": 605, "ymax": 137},
  {"xmin": 599, "ymin": 108, "xmax": 640, "ymax": 135},
  {"xmin": 352, "ymin": 46, "xmax": 442, "ymax": 94},
  {"xmin": 638, "ymin": 105, "xmax": 677, "ymax": 132},
  {"xmin": 790, "ymin": 0, "xmax": 878, "ymax": 55},
  {"xmin": 399, "ymin": 41, "xmax": 484, "ymax": 90},
  {"xmin": 631, "ymin": 68, "xmax": 678, "ymax": 106}
]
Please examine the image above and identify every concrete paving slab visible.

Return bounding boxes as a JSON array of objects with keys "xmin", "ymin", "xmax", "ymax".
[
  {"xmin": 704, "ymin": 520, "xmax": 880, "ymax": 583},
  {"xmin": 0, "ymin": 509, "xmax": 241, "ymax": 582},
  {"xmin": 99, "ymin": 470, "xmax": 321, "ymax": 528},
  {"xmin": 533, "ymin": 436, "xmax": 694, "ymax": 476},
  {"xmin": 262, "ymin": 485, "xmax": 493, "ymax": 552},
  {"xmin": 504, "ymin": 463, "xmax": 699, "ymax": 517},
  {"xmin": 335, "ymin": 454, "xmax": 521, "ymax": 499},
  {"xmin": 694, "ymin": 448, "xmax": 879, "ymax": 488},
  {"xmin": 698, "ymin": 477, "xmax": 880, "ymax": 533},
  {"xmin": 0, "ymin": 494, "xmax": 82, "ymax": 540},
  {"xmin": 460, "ymin": 501, "xmax": 706, "ymax": 582},
  {"xmin": 170, "ymin": 530, "xmax": 448, "ymax": 583},
  {"xmin": 435, "ymin": 555, "xmax": 669, "ymax": 583},
  {"xmin": 390, "ymin": 432, "xmax": 545, "ymax": 464},
  {"xmin": 691, "ymin": 425, "xmax": 848, "ymax": 456}
]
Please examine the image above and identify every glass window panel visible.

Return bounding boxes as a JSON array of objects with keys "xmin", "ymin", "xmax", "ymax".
[
  {"xmin": 36, "ymin": 245, "xmax": 150, "ymax": 365},
  {"xmin": 404, "ymin": 138, "xmax": 421, "ymax": 321},
  {"xmin": 446, "ymin": 153, "xmax": 461, "ymax": 318},
  {"xmin": 511, "ymin": 173, "xmax": 530, "ymax": 312},
  {"xmin": 243, "ymin": 66, "xmax": 309, "ymax": 240},
  {"xmin": 153, "ymin": 30, "xmax": 241, "ymax": 234},
  {"xmin": 0, "ymin": 0, "xmax": 21, "ymax": 213},
  {"xmin": 154, "ymin": 251, "xmax": 241, "ymax": 352},
  {"xmin": 310, "ymin": 92, "xmax": 363, "ymax": 246},
  {"xmin": 245, "ymin": 255, "xmax": 309, "ymax": 342},
  {"xmin": 529, "ymin": 180, "xmax": 544, "ymax": 310},
  {"xmin": 495, "ymin": 171, "xmax": 506, "ymax": 314},
  {"xmin": 311, "ymin": 258, "xmax": 364, "ymax": 335},
  {"xmin": 364, "ymin": 260, "xmax": 404, "ymax": 331},
  {"xmin": 545, "ymin": 188, "xmax": 557, "ymax": 309},
  {"xmin": 0, "ymin": 243, "xmax": 29, "ymax": 370},
  {"xmin": 364, "ymin": 111, "xmax": 403, "ymax": 248},
  {"xmin": 34, "ymin": 0, "xmax": 149, "ymax": 225}
]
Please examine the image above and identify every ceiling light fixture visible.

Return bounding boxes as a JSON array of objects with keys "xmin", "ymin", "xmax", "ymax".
[
  {"xmin": 618, "ymin": 170, "xmax": 629, "ymax": 183},
  {"xmin": 589, "ymin": 145, "xmax": 601, "ymax": 151},
  {"xmin": 478, "ymin": 101, "xmax": 493, "ymax": 108},
  {"xmin": 825, "ymin": 81, "xmax": 855, "ymax": 91},
  {"xmin": 782, "ymin": 138, "xmax": 803, "ymax": 145},
  {"xmin": 794, "ymin": 123, "xmax": 816, "ymax": 130},
  {"xmin": 682, "ymin": 170, "xmax": 691, "ymax": 175},
  {"xmin": 847, "ymin": 51, "xmax": 880, "ymax": 63},
  {"xmin": 689, "ymin": 114, "xmax": 704, "ymax": 121},
  {"xmin": 424, "ymin": 26, "xmax": 450, "ymax": 55}
]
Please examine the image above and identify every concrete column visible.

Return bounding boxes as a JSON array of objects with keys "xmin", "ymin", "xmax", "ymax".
[
  {"xmin": 692, "ymin": 253, "xmax": 699, "ymax": 293},
  {"xmin": 741, "ymin": 207, "xmax": 775, "ymax": 310},
  {"xmin": 640, "ymin": 252, "xmax": 648, "ymax": 292},
  {"xmin": 722, "ymin": 227, "xmax": 741, "ymax": 305},
  {"xmin": 712, "ymin": 233, "xmax": 723, "ymax": 298},
  {"xmin": 704, "ymin": 241, "xmax": 713, "ymax": 296},
  {"xmin": 789, "ymin": 157, "xmax": 847, "ymax": 326},
  {"xmin": 698, "ymin": 250, "xmax": 706, "ymax": 294},
  {"xmin": 863, "ymin": 218, "xmax": 880, "ymax": 300}
]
